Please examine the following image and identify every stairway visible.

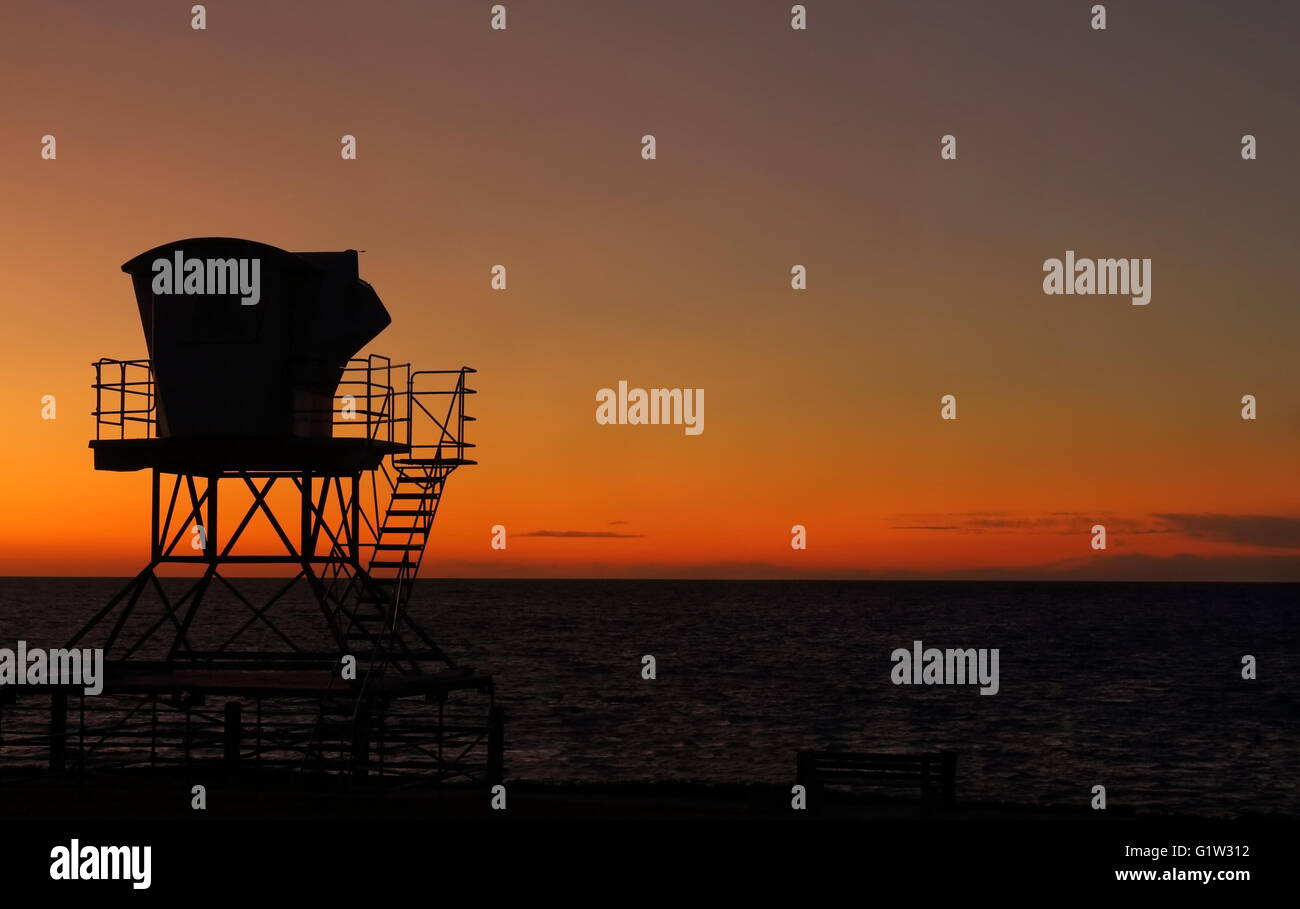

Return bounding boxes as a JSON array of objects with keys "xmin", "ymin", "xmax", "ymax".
[
  {"xmin": 304, "ymin": 366, "xmax": 477, "ymax": 776},
  {"xmin": 369, "ymin": 462, "xmax": 446, "ymax": 607},
  {"xmin": 336, "ymin": 456, "xmax": 481, "ymax": 675}
]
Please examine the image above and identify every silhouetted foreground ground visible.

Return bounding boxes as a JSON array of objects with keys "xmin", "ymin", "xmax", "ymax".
[
  {"xmin": 2, "ymin": 772, "xmax": 1288, "ymax": 894},
  {"xmin": 1, "ymin": 769, "xmax": 1261, "ymax": 821}
]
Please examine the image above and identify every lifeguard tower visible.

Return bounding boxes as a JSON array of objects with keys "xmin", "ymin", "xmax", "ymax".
[{"xmin": 10, "ymin": 238, "xmax": 500, "ymax": 783}]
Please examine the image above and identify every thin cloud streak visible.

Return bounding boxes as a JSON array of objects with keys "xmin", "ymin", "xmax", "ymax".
[
  {"xmin": 516, "ymin": 530, "xmax": 644, "ymax": 539},
  {"xmin": 1153, "ymin": 514, "xmax": 1300, "ymax": 550}
]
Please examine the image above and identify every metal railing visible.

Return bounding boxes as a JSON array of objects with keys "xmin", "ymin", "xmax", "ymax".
[
  {"xmin": 408, "ymin": 368, "xmax": 477, "ymax": 462},
  {"xmin": 92, "ymin": 358, "xmax": 155, "ymax": 440},
  {"xmin": 327, "ymin": 354, "xmax": 408, "ymax": 444},
  {"xmin": 90, "ymin": 355, "xmax": 475, "ymax": 459},
  {"xmin": 0, "ymin": 689, "xmax": 498, "ymax": 782}
]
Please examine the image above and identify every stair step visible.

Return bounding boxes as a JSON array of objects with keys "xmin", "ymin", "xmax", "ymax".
[
  {"xmin": 379, "ymin": 526, "xmax": 428, "ymax": 534},
  {"xmin": 391, "ymin": 492, "xmax": 440, "ymax": 499},
  {"xmin": 387, "ymin": 510, "xmax": 436, "ymax": 516},
  {"xmin": 395, "ymin": 476, "xmax": 442, "ymax": 484},
  {"xmin": 375, "ymin": 543, "xmax": 424, "ymax": 550},
  {"xmin": 371, "ymin": 560, "xmax": 415, "ymax": 568}
]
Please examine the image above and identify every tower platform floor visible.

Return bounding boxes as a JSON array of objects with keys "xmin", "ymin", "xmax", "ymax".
[{"xmin": 90, "ymin": 437, "xmax": 409, "ymax": 474}]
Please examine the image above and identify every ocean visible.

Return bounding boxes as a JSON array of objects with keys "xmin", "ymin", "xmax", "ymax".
[{"xmin": 2, "ymin": 578, "xmax": 1297, "ymax": 818}]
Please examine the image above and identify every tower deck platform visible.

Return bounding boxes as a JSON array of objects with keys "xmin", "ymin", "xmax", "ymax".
[{"xmin": 90, "ymin": 437, "xmax": 409, "ymax": 474}]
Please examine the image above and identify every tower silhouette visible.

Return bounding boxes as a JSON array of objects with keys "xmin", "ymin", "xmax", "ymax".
[{"xmin": 54, "ymin": 238, "xmax": 500, "ymax": 781}]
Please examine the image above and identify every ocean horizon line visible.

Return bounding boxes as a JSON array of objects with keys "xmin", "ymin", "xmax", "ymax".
[{"xmin": 2, "ymin": 575, "xmax": 1296, "ymax": 584}]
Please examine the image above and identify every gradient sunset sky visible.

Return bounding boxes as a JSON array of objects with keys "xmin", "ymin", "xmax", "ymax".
[{"xmin": 1, "ymin": 0, "xmax": 1297, "ymax": 580}]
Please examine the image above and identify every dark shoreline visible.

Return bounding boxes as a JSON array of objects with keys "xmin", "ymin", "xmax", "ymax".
[{"xmin": 2, "ymin": 772, "xmax": 1292, "ymax": 822}]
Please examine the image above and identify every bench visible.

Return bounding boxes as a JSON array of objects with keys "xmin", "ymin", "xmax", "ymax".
[{"xmin": 797, "ymin": 750, "xmax": 956, "ymax": 809}]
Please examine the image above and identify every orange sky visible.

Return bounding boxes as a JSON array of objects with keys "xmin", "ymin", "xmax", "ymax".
[{"xmin": 1, "ymin": 1, "xmax": 1297, "ymax": 580}]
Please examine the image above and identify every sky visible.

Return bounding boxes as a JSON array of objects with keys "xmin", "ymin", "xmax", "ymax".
[{"xmin": 0, "ymin": 0, "xmax": 1297, "ymax": 580}]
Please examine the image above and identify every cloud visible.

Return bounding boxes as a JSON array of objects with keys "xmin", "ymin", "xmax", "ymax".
[
  {"xmin": 1152, "ymin": 514, "xmax": 1300, "ymax": 550},
  {"xmin": 974, "ymin": 553, "xmax": 1300, "ymax": 582},
  {"xmin": 890, "ymin": 512, "xmax": 1300, "ymax": 542},
  {"xmin": 892, "ymin": 514, "xmax": 1109, "ymax": 533},
  {"xmin": 516, "ymin": 530, "xmax": 644, "ymax": 539}
]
